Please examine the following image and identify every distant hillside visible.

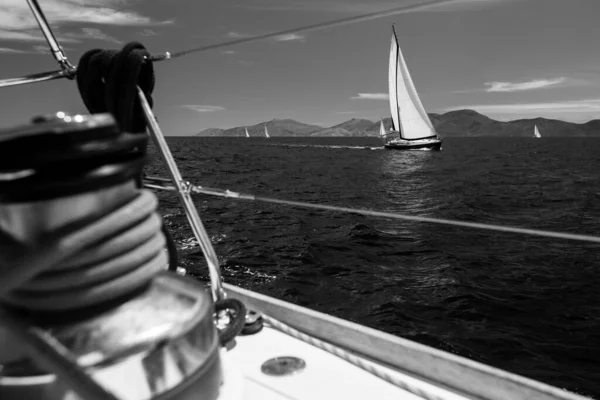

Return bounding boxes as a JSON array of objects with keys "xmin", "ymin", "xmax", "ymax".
[
  {"xmin": 196, "ymin": 110, "xmax": 600, "ymax": 137},
  {"xmin": 428, "ymin": 110, "xmax": 598, "ymax": 137},
  {"xmin": 327, "ymin": 118, "xmax": 375, "ymax": 136},
  {"xmin": 197, "ymin": 118, "xmax": 323, "ymax": 137},
  {"xmin": 310, "ymin": 127, "xmax": 352, "ymax": 137},
  {"xmin": 197, "ymin": 128, "xmax": 225, "ymax": 136}
]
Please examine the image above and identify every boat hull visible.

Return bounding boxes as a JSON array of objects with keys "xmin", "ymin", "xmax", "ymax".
[{"xmin": 384, "ymin": 137, "xmax": 442, "ymax": 151}]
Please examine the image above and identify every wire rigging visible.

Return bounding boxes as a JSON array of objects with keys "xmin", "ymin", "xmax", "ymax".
[
  {"xmin": 143, "ymin": 179, "xmax": 600, "ymax": 245},
  {"xmin": 151, "ymin": 0, "xmax": 457, "ymax": 61}
]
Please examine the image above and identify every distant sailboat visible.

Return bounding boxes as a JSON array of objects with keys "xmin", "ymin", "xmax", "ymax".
[
  {"xmin": 534, "ymin": 124, "xmax": 541, "ymax": 139},
  {"xmin": 379, "ymin": 118, "xmax": 386, "ymax": 138},
  {"xmin": 384, "ymin": 26, "xmax": 442, "ymax": 151},
  {"xmin": 245, "ymin": 127, "xmax": 250, "ymax": 138},
  {"xmin": 264, "ymin": 125, "xmax": 270, "ymax": 138}
]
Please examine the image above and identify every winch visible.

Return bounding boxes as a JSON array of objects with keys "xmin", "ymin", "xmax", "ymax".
[{"xmin": 0, "ymin": 112, "xmax": 223, "ymax": 400}]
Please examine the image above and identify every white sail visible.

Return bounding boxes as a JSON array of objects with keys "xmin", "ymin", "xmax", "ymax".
[
  {"xmin": 379, "ymin": 119, "xmax": 386, "ymax": 137},
  {"xmin": 534, "ymin": 125, "xmax": 541, "ymax": 138},
  {"xmin": 264, "ymin": 125, "xmax": 270, "ymax": 138},
  {"xmin": 388, "ymin": 35, "xmax": 400, "ymax": 132},
  {"xmin": 388, "ymin": 27, "xmax": 436, "ymax": 140},
  {"xmin": 245, "ymin": 127, "xmax": 250, "ymax": 138}
]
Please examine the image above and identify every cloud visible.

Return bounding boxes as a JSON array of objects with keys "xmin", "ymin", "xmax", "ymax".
[
  {"xmin": 453, "ymin": 76, "xmax": 588, "ymax": 94},
  {"xmin": 351, "ymin": 93, "xmax": 389, "ymax": 100},
  {"xmin": 76, "ymin": 28, "xmax": 122, "ymax": 44},
  {"xmin": 484, "ymin": 77, "xmax": 566, "ymax": 92},
  {"xmin": 140, "ymin": 29, "xmax": 157, "ymax": 37},
  {"xmin": 444, "ymin": 98, "xmax": 600, "ymax": 121},
  {"xmin": 226, "ymin": 30, "xmax": 305, "ymax": 44},
  {"xmin": 0, "ymin": 47, "xmax": 26, "ymax": 53},
  {"xmin": 0, "ymin": 0, "xmax": 172, "ymax": 42},
  {"xmin": 227, "ymin": 31, "xmax": 250, "ymax": 38},
  {"xmin": 0, "ymin": 29, "xmax": 45, "ymax": 42},
  {"xmin": 275, "ymin": 33, "xmax": 305, "ymax": 42},
  {"xmin": 222, "ymin": 50, "xmax": 236, "ymax": 55},
  {"xmin": 0, "ymin": 44, "xmax": 73, "ymax": 54},
  {"xmin": 182, "ymin": 105, "xmax": 226, "ymax": 113},
  {"xmin": 31, "ymin": 45, "xmax": 52, "ymax": 54},
  {"xmin": 31, "ymin": 44, "xmax": 74, "ymax": 54}
]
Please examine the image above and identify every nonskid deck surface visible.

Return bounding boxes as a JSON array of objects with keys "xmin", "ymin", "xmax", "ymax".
[{"xmin": 218, "ymin": 325, "xmax": 469, "ymax": 400}]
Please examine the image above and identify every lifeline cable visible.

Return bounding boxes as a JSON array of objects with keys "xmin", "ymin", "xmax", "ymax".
[{"xmin": 144, "ymin": 179, "xmax": 600, "ymax": 245}]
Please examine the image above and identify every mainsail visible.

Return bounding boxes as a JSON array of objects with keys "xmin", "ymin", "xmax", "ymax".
[
  {"xmin": 534, "ymin": 125, "xmax": 541, "ymax": 138},
  {"xmin": 379, "ymin": 118, "xmax": 386, "ymax": 137},
  {"xmin": 264, "ymin": 125, "xmax": 270, "ymax": 138},
  {"xmin": 388, "ymin": 26, "xmax": 436, "ymax": 140},
  {"xmin": 245, "ymin": 127, "xmax": 250, "ymax": 138}
]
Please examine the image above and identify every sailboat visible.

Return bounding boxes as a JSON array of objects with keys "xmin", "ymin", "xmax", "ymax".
[
  {"xmin": 264, "ymin": 124, "xmax": 271, "ymax": 138},
  {"xmin": 534, "ymin": 125, "xmax": 542, "ymax": 139},
  {"xmin": 379, "ymin": 118, "xmax": 387, "ymax": 138},
  {"xmin": 384, "ymin": 26, "xmax": 442, "ymax": 151},
  {"xmin": 245, "ymin": 127, "xmax": 250, "ymax": 138},
  {"xmin": 0, "ymin": 2, "xmax": 591, "ymax": 400}
]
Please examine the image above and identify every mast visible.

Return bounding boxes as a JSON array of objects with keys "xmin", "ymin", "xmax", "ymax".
[{"xmin": 388, "ymin": 25, "xmax": 400, "ymax": 133}]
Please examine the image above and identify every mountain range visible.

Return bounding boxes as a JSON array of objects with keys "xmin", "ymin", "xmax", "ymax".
[{"xmin": 196, "ymin": 109, "xmax": 600, "ymax": 137}]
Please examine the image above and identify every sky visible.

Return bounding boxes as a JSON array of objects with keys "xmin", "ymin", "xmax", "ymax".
[{"xmin": 1, "ymin": 0, "xmax": 600, "ymax": 135}]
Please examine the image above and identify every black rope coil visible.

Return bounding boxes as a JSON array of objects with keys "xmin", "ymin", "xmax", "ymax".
[
  {"xmin": 76, "ymin": 42, "xmax": 154, "ymax": 135},
  {"xmin": 214, "ymin": 298, "xmax": 247, "ymax": 346},
  {"xmin": 75, "ymin": 42, "xmax": 178, "ymax": 270}
]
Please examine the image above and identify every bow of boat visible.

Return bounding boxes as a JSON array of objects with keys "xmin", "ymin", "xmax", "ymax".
[{"xmin": 220, "ymin": 284, "xmax": 587, "ymax": 400}]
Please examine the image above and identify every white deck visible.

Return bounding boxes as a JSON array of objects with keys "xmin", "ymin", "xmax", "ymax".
[{"xmin": 219, "ymin": 325, "xmax": 469, "ymax": 400}]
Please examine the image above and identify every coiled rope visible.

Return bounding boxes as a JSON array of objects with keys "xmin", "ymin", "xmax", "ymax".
[
  {"xmin": 0, "ymin": 191, "xmax": 166, "ymax": 310},
  {"xmin": 76, "ymin": 42, "xmax": 155, "ymax": 135},
  {"xmin": 75, "ymin": 42, "xmax": 179, "ymax": 270}
]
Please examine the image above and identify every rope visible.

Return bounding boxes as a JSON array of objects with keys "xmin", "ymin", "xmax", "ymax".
[
  {"xmin": 0, "ymin": 190, "xmax": 166, "ymax": 311},
  {"xmin": 75, "ymin": 42, "xmax": 179, "ymax": 270},
  {"xmin": 214, "ymin": 298, "xmax": 247, "ymax": 346},
  {"xmin": 263, "ymin": 314, "xmax": 449, "ymax": 400},
  {"xmin": 76, "ymin": 42, "xmax": 154, "ymax": 134}
]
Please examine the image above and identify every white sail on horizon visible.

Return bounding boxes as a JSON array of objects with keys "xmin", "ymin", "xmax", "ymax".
[
  {"xmin": 264, "ymin": 125, "xmax": 270, "ymax": 138},
  {"xmin": 245, "ymin": 127, "xmax": 250, "ymax": 138},
  {"xmin": 388, "ymin": 27, "xmax": 436, "ymax": 140},
  {"xmin": 534, "ymin": 125, "xmax": 541, "ymax": 138},
  {"xmin": 379, "ymin": 119, "xmax": 386, "ymax": 137}
]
